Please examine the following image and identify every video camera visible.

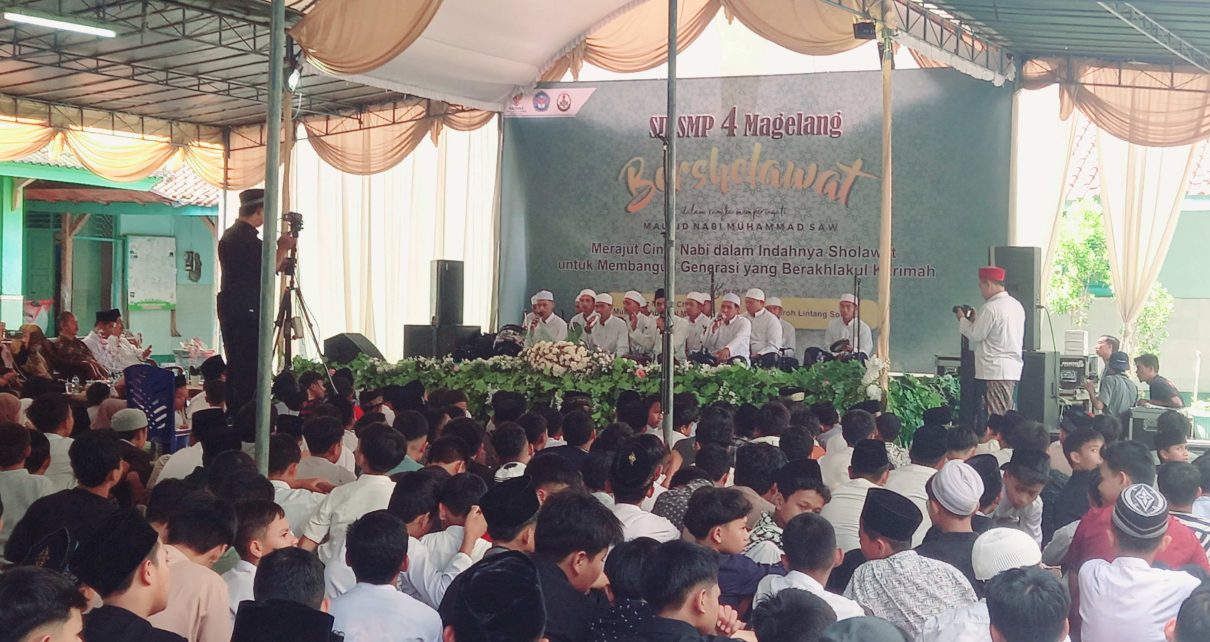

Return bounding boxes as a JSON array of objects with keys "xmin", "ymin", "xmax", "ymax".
[
  {"xmin": 283, "ymin": 211, "xmax": 304, "ymax": 238},
  {"xmin": 952, "ymin": 304, "xmax": 975, "ymax": 321}
]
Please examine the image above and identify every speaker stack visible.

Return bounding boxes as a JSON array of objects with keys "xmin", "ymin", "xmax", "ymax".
[{"xmin": 404, "ymin": 260, "xmax": 481, "ymax": 358}]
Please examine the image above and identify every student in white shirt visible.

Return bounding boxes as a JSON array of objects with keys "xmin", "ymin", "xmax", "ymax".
[
  {"xmin": 567, "ymin": 289, "xmax": 598, "ymax": 344},
  {"xmin": 584, "ymin": 293, "xmax": 629, "ymax": 356},
  {"xmin": 26, "ymin": 393, "xmax": 76, "ymax": 491},
  {"xmin": 0, "ymin": 422, "xmax": 57, "ymax": 558},
  {"xmin": 824, "ymin": 293, "xmax": 874, "ymax": 356},
  {"xmin": 821, "ymin": 440, "xmax": 891, "ymax": 552},
  {"xmin": 986, "ymin": 567, "xmax": 1072, "ymax": 642},
  {"xmin": 956, "ymin": 266, "xmax": 1026, "ymax": 426},
  {"xmin": 682, "ymin": 291, "xmax": 713, "ymax": 355},
  {"xmin": 704, "ymin": 293, "xmax": 751, "ymax": 365},
  {"xmin": 407, "ymin": 473, "xmax": 491, "ymax": 608},
  {"xmin": 300, "ymin": 424, "xmax": 404, "ymax": 576},
  {"xmin": 328, "ymin": 510, "xmax": 443, "ymax": 642},
  {"xmin": 265, "ymin": 434, "xmax": 326, "ymax": 537},
  {"xmin": 743, "ymin": 288, "xmax": 783, "ymax": 367},
  {"xmin": 622, "ymin": 291, "xmax": 658, "ymax": 357},
  {"xmin": 1079, "ymin": 484, "xmax": 1201, "ymax": 642},
  {"xmin": 820, "ymin": 410, "xmax": 877, "ymax": 491},
  {"xmin": 754, "ymin": 512, "xmax": 864, "ymax": 620},
  {"xmin": 223, "ymin": 499, "xmax": 298, "ymax": 620},
  {"xmin": 884, "ymin": 424, "xmax": 947, "ymax": 546},
  {"xmin": 609, "ymin": 439, "xmax": 680, "ymax": 543},
  {"xmin": 524, "ymin": 290, "xmax": 568, "ymax": 347},
  {"xmin": 297, "ymin": 416, "xmax": 356, "ymax": 487},
  {"xmin": 764, "ymin": 297, "xmax": 796, "ymax": 357}
]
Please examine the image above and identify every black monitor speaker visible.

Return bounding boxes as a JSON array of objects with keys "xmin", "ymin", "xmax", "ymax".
[
  {"xmin": 431, "ymin": 260, "xmax": 464, "ymax": 326},
  {"xmin": 989, "ymin": 246, "xmax": 1042, "ymax": 352},
  {"xmin": 1018, "ymin": 350, "xmax": 1059, "ymax": 429},
  {"xmin": 404, "ymin": 324, "xmax": 481, "ymax": 358},
  {"xmin": 324, "ymin": 333, "xmax": 384, "ymax": 364}
]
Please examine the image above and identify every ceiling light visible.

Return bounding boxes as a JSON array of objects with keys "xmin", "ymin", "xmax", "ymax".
[{"xmin": 4, "ymin": 9, "xmax": 116, "ymax": 38}]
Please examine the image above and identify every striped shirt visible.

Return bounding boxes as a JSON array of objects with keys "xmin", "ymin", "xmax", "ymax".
[{"xmin": 1173, "ymin": 511, "xmax": 1210, "ymax": 554}]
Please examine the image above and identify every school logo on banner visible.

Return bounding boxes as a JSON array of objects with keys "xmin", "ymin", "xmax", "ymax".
[{"xmin": 505, "ymin": 88, "xmax": 597, "ymax": 118}]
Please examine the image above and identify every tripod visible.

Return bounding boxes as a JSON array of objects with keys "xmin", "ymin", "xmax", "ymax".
[{"xmin": 272, "ymin": 233, "xmax": 335, "ymax": 391}]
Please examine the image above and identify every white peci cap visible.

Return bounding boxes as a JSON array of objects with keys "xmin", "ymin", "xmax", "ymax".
[
  {"xmin": 533, "ymin": 290, "xmax": 554, "ymax": 302},
  {"xmin": 577, "ymin": 289, "xmax": 597, "ymax": 300},
  {"xmin": 530, "ymin": 294, "xmax": 539, "ymax": 305},
  {"xmin": 765, "ymin": 297, "xmax": 783, "ymax": 308},
  {"xmin": 744, "ymin": 288, "xmax": 766, "ymax": 301},
  {"xmin": 931, "ymin": 460, "xmax": 984, "ymax": 517},
  {"xmin": 972, "ymin": 528, "xmax": 1042, "ymax": 581},
  {"xmin": 839, "ymin": 293, "xmax": 858, "ymax": 304},
  {"xmin": 624, "ymin": 291, "xmax": 646, "ymax": 307},
  {"xmin": 595, "ymin": 293, "xmax": 614, "ymax": 305},
  {"xmin": 722, "ymin": 293, "xmax": 741, "ymax": 306},
  {"xmin": 686, "ymin": 292, "xmax": 710, "ymax": 305}
]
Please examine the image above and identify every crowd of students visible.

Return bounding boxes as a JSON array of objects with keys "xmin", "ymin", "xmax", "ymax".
[{"xmin": 1, "ymin": 372, "xmax": 1210, "ymax": 642}]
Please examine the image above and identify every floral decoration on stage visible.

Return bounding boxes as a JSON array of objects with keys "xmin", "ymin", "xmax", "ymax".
[{"xmin": 520, "ymin": 341, "xmax": 614, "ymax": 376}]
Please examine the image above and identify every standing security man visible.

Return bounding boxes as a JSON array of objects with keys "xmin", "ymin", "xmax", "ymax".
[
  {"xmin": 218, "ymin": 189, "xmax": 295, "ymax": 416},
  {"xmin": 956, "ymin": 266, "xmax": 1025, "ymax": 429}
]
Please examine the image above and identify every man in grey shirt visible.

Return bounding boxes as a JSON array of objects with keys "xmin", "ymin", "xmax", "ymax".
[{"xmin": 1086, "ymin": 351, "xmax": 1138, "ymax": 419}]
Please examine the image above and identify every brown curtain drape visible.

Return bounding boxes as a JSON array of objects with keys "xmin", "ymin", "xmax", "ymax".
[
  {"xmin": 290, "ymin": 0, "xmax": 444, "ymax": 76},
  {"xmin": 720, "ymin": 0, "xmax": 870, "ymax": 56}
]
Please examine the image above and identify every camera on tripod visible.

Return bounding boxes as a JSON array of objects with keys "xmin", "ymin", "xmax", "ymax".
[{"xmin": 283, "ymin": 211, "xmax": 304, "ymax": 238}]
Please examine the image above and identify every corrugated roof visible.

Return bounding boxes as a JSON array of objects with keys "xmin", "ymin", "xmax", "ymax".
[
  {"xmin": 1066, "ymin": 119, "xmax": 1210, "ymax": 200},
  {"xmin": 13, "ymin": 147, "xmax": 221, "ymax": 207}
]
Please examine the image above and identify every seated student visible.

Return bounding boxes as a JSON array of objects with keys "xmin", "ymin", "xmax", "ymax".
[
  {"xmin": 25, "ymin": 430, "xmax": 51, "ymax": 476},
  {"xmin": 517, "ymin": 411, "xmax": 550, "ymax": 453},
  {"xmin": 491, "ymin": 423, "xmax": 532, "ymax": 483},
  {"xmin": 406, "ymin": 473, "xmax": 490, "ymax": 608},
  {"xmin": 754, "ymin": 512, "xmax": 863, "ymax": 620},
  {"xmin": 389, "ymin": 410, "xmax": 430, "ymax": 474},
  {"xmin": 425, "ymin": 436, "xmax": 469, "ymax": 477},
  {"xmin": 820, "ymin": 440, "xmax": 892, "ymax": 553},
  {"xmin": 987, "ymin": 567, "xmax": 1070, "ymax": 642},
  {"xmin": 843, "ymin": 488, "xmax": 977, "ymax": 639},
  {"xmin": 946, "ymin": 425, "xmax": 980, "ymax": 462},
  {"xmin": 991, "ymin": 448, "xmax": 1049, "ymax": 545},
  {"xmin": 265, "ymin": 434, "xmax": 324, "ymax": 537},
  {"xmin": 328, "ymin": 511, "xmax": 442, "ymax": 642},
  {"xmin": 0, "ymin": 566, "xmax": 87, "ymax": 641},
  {"xmin": 745, "ymin": 459, "xmax": 829, "ymax": 564},
  {"xmin": 1170, "ymin": 586, "xmax": 1210, "ymax": 642},
  {"xmin": 442, "ymin": 418, "xmax": 493, "ymax": 486},
  {"xmin": 733, "ymin": 443, "xmax": 788, "ymax": 529},
  {"xmin": 533, "ymin": 491, "xmax": 624, "ymax": 642},
  {"xmin": 300, "ymin": 423, "xmax": 404, "ymax": 582},
  {"xmin": 148, "ymin": 492, "xmax": 238, "ymax": 642},
  {"xmin": 655, "ymin": 447, "xmax": 731, "ymax": 532},
  {"xmin": 1135, "ymin": 353, "xmax": 1184, "ymax": 409},
  {"xmin": 1158, "ymin": 462, "xmax": 1210, "ymax": 554},
  {"xmin": 223, "ymin": 500, "xmax": 298, "ymax": 620},
  {"xmin": 388, "ymin": 467, "xmax": 448, "ymax": 552},
  {"xmin": 480, "ymin": 476, "xmax": 540, "ymax": 557},
  {"xmin": 26, "ymin": 392, "xmax": 76, "ymax": 490},
  {"xmin": 974, "ymin": 414, "xmax": 1008, "ymax": 457},
  {"xmin": 72, "ymin": 509, "xmax": 185, "ymax": 642},
  {"xmin": 627, "ymin": 540, "xmax": 757, "ymax": 642},
  {"xmin": 751, "ymin": 401, "xmax": 790, "ymax": 447},
  {"xmin": 545, "ymin": 409, "xmax": 595, "ymax": 470},
  {"xmin": 965, "ymin": 454, "xmax": 1003, "ymax": 534},
  {"xmin": 1044, "ymin": 426, "xmax": 1104, "ymax": 544},
  {"xmin": 438, "ymin": 551, "xmax": 546, "ymax": 642},
  {"xmin": 588, "ymin": 537, "xmax": 660, "ymax": 642},
  {"xmin": 233, "ymin": 548, "xmax": 341, "ymax": 642},
  {"xmin": 1078, "ymin": 484, "xmax": 1201, "ymax": 642},
  {"xmin": 749, "ymin": 589, "xmax": 837, "ymax": 642},
  {"xmin": 915, "ymin": 460, "xmax": 985, "ymax": 593},
  {"xmin": 525, "ymin": 451, "xmax": 586, "ymax": 503},
  {"xmin": 0, "ymin": 421, "xmax": 56, "ymax": 559},
  {"xmin": 1156, "ymin": 412, "xmax": 1192, "ymax": 464},
  {"xmin": 918, "ymin": 527, "xmax": 1047, "ymax": 642},
  {"xmin": 151, "ymin": 408, "xmax": 224, "ymax": 486},
  {"xmin": 820, "ymin": 410, "xmax": 876, "ymax": 490},
  {"xmin": 885, "ymin": 424, "xmax": 949, "ymax": 546},
  {"xmin": 297, "ymin": 416, "xmax": 356, "ymax": 487},
  {"xmin": 5, "ymin": 429, "xmax": 123, "ymax": 563},
  {"xmin": 609, "ymin": 439, "xmax": 679, "ymax": 543},
  {"xmin": 684, "ymin": 487, "xmax": 785, "ymax": 615}
]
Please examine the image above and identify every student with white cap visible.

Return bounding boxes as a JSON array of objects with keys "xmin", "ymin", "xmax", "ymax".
[
  {"xmin": 764, "ymin": 297, "xmax": 796, "ymax": 356},
  {"xmin": 682, "ymin": 292, "xmax": 712, "ymax": 354},
  {"xmin": 915, "ymin": 459, "xmax": 985, "ymax": 592},
  {"xmin": 524, "ymin": 290, "xmax": 567, "ymax": 347},
  {"xmin": 703, "ymin": 293, "xmax": 751, "ymax": 365},
  {"xmin": 917, "ymin": 527, "xmax": 1056, "ymax": 642},
  {"xmin": 823, "ymin": 293, "xmax": 873, "ymax": 356},
  {"xmin": 622, "ymin": 291, "xmax": 658, "ymax": 356},
  {"xmin": 584, "ymin": 293, "xmax": 629, "ymax": 356},
  {"xmin": 567, "ymin": 289, "xmax": 598, "ymax": 344},
  {"xmin": 743, "ymin": 288, "xmax": 783, "ymax": 366}
]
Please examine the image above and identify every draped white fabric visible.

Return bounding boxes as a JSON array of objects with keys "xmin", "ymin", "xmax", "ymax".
[
  {"xmin": 1096, "ymin": 130, "xmax": 1201, "ymax": 352},
  {"xmin": 288, "ymin": 121, "xmax": 500, "ymax": 361},
  {"xmin": 1010, "ymin": 85, "xmax": 1078, "ymax": 296}
]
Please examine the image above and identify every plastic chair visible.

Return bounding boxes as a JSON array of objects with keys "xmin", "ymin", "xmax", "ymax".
[{"xmin": 123, "ymin": 364, "xmax": 180, "ymax": 453}]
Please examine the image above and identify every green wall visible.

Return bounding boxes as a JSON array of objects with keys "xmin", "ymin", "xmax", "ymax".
[
  {"xmin": 1158, "ymin": 201, "xmax": 1210, "ymax": 299},
  {"xmin": 0, "ymin": 177, "xmax": 23, "ymax": 327}
]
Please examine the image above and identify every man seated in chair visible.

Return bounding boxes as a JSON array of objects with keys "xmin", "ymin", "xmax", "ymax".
[{"xmin": 46, "ymin": 311, "xmax": 108, "ymax": 380}]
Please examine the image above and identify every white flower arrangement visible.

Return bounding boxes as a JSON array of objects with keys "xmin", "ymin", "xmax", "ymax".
[
  {"xmin": 862, "ymin": 355, "xmax": 887, "ymax": 401},
  {"xmin": 520, "ymin": 341, "xmax": 610, "ymax": 376}
]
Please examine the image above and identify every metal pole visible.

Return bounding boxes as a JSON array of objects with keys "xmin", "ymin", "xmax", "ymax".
[
  {"xmin": 254, "ymin": 0, "xmax": 286, "ymax": 475},
  {"xmin": 876, "ymin": 9, "xmax": 893, "ymax": 391},
  {"xmin": 661, "ymin": 0, "xmax": 678, "ymax": 443}
]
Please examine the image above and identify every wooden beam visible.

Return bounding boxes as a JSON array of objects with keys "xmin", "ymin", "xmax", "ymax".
[{"xmin": 60, "ymin": 214, "xmax": 74, "ymax": 314}]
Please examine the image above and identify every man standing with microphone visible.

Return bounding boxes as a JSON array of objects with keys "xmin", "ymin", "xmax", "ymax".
[{"xmin": 956, "ymin": 266, "xmax": 1025, "ymax": 429}]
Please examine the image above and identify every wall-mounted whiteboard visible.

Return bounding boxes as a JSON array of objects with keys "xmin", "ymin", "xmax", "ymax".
[{"xmin": 127, "ymin": 236, "xmax": 177, "ymax": 310}]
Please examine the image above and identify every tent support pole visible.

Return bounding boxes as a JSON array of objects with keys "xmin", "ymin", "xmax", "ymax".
[
  {"xmin": 877, "ymin": 10, "xmax": 894, "ymax": 391},
  {"xmin": 661, "ymin": 0, "xmax": 678, "ymax": 443},
  {"xmin": 255, "ymin": 0, "xmax": 286, "ymax": 475}
]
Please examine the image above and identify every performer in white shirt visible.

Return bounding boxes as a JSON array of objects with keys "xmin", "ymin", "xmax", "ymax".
[
  {"xmin": 764, "ymin": 297, "xmax": 796, "ymax": 357},
  {"xmin": 743, "ymin": 288, "xmax": 783, "ymax": 367},
  {"xmin": 524, "ymin": 290, "xmax": 567, "ymax": 346},
  {"xmin": 622, "ymin": 291, "xmax": 658, "ymax": 357},
  {"xmin": 682, "ymin": 292, "xmax": 712, "ymax": 355},
  {"xmin": 823, "ymin": 293, "xmax": 873, "ymax": 356},
  {"xmin": 956, "ymin": 266, "xmax": 1025, "ymax": 430},
  {"xmin": 584, "ymin": 293, "xmax": 629, "ymax": 356},
  {"xmin": 566, "ymin": 289, "xmax": 597, "ymax": 344},
  {"xmin": 704, "ymin": 293, "xmax": 751, "ymax": 366},
  {"xmin": 651, "ymin": 288, "xmax": 689, "ymax": 362}
]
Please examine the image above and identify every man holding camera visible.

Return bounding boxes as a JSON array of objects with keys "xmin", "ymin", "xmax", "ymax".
[
  {"xmin": 956, "ymin": 266, "xmax": 1025, "ymax": 429},
  {"xmin": 217, "ymin": 189, "xmax": 296, "ymax": 416}
]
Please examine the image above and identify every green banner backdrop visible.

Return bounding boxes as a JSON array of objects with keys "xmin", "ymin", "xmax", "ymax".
[{"xmin": 499, "ymin": 69, "xmax": 1011, "ymax": 372}]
